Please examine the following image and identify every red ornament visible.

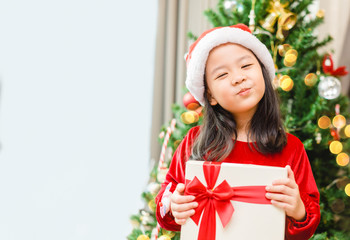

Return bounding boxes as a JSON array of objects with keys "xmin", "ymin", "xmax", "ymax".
[
  {"xmin": 322, "ymin": 54, "xmax": 348, "ymax": 77},
  {"xmin": 183, "ymin": 92, "xmax": 200, "ymax": 110},
  {"xmin": 330, "ymin": 128, "xmax": 340, "ymax": 141}
]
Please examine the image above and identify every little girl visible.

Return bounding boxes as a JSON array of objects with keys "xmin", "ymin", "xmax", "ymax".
[{"xmin": 155, "ymin": 24, "xmax": 320, "ymax": 240}]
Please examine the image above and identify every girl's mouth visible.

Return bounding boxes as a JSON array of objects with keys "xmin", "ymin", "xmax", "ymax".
[{"xmin": 237, "ymin": 88, "xmax": 251, "ymax": 95}]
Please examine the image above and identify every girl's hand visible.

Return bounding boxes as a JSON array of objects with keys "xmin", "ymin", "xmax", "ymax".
[
  {"xmin": 265, "ymin": 165, "xmax": 306, "ymax": 221},
  {"xmin": 170, "ymin": 183, "xmax": 198, "ymax": 225}
]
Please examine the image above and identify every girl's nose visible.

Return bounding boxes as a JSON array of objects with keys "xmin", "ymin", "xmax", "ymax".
[{"xmin": 231, "ymin": 75, "xmax": 247, "ymax": 85}]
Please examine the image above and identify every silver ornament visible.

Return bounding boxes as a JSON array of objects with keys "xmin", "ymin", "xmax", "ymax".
[
  {"xmin": 157, "ymin": 168, "xmax": 169, "ymax": 183},
  {"xmin": 236, "ymin": 2, "xmax": 244, "ymax": 13},
  {"xmin": 147, "ymin": 182, "xmax": 161, "ymax": 195},
  {"xmin": 140, "ymin": 210, "xmax": 153, "ymax": 225},
  {"xmin": 223, "ymin": 0, "xmax": 237, "ymax": 12},
  {"xmin": 316, "ymin": 132, "xmax": 322, "ymax": 144},
  {"xmin": 318, "ymin": 75, "xmax": 341, "ymax": 100}
]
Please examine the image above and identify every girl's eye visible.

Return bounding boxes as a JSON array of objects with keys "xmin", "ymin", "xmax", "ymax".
[
  {"xmin": 242, "ymin": 64, "xmax": 253, "ymax": 69},
  {"xmin": 216, "ymin": 73, "xmax": 227, "ymax": 79}
]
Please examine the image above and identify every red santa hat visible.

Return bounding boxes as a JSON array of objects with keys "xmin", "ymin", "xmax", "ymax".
[{"xmin": 185, "ymin": 24, "xmax": 275, "ymax": 106}]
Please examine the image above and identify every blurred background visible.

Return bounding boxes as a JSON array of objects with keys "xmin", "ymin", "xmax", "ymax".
[
  {"xmin": 0, "ymin": 0, "xmax": 349, "ymax": 240},
  {"xmin": 0, "ymin": 0, "xmax": 157, "ymax": 239}
]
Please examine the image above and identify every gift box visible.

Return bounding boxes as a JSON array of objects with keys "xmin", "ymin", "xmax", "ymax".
[{"xmin": 180, "ymin": 160, "xmax": 287, "ymax": 240}]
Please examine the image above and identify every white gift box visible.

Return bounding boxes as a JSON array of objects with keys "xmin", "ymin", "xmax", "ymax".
[{"xmin": 180, "ymin": 160, "xmax": 287, "ymax": 240}]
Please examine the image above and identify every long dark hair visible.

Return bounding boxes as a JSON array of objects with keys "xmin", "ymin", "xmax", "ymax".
[{"xmin": 190, "ymin": 61, "xmax": 287, "ymax": 162}]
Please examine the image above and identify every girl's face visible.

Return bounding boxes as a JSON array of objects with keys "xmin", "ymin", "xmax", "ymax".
[{"xmin": 205, "ymin": 43, "xmax": 265, "ymax": 118}]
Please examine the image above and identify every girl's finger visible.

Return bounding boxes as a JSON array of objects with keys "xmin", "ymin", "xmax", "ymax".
[
  {"xmin": 173, "ymin": 209, "xmax": 196, "ymax": 220},
  {"xmin": 171, "ymin": 201, "xmax": 198, "ymax": 212},
  {"xmin": 271, "ymin": 178, "xmax": 298, "ymax": 189},
  {"xmin": 176, "ymin": 183, "xmax": 185, "ymax": 194},
  {"xmin": 265, "ymin": 185, "xmax": 294, "ymax": 196},
  {"xmin": 175, "ymin": 218, "xmax": 187, "ymax": 225},
  {"xmin": 286, "ymin": 165, "xmax": 296, "ymax": 182},
  {"xmin": 171, "ymin": 193, "xmax": 195, "ymax": 204},
  {"xmin": 270, "ymin": 200, "xmax": 292, "ymax": 211},
  {"xmin": 265, "ymin": 192, "xmax": 293, "ymax": 204}
]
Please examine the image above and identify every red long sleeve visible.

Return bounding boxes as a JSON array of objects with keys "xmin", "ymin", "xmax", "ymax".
[
  {"xmin": 155, "ymin": 126, "xmax": 320, "ymax": 239},
  {"xmin": 285, "ymin": 142, "xmax": 321, "ymax": 240},
  {"xmin": 155, "ymin": 127, "xmax": 197, "ymax": 231}
]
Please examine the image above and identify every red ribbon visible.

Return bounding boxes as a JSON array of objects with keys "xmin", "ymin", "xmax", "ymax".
[
  {"xmin": 322, "ymin": 54, "xmax": 348, "ymax": 77},
  {"xmin": 184, "ymin": 162, "xmax": 271, "ymax": 240}
]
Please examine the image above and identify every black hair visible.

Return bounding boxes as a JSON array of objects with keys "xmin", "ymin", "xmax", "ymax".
[{"xmin": 190, "ymin": 60, "xmax": 287, "ymax": 162}]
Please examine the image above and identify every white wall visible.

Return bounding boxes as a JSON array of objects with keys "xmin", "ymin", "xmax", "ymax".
[{"xmin": 0, "ymin": 0, "xmax": 157, "ymax": 239}]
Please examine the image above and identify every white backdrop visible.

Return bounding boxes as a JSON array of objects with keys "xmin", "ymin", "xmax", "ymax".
[{"xmin": 0, "ymin": 0, "xmax": 157, "ymax": 239}]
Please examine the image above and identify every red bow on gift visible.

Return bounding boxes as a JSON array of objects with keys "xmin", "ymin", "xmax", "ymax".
[
  {"xmin": 322, "ymin": 54, "xmax": 348, "ymax": 77},
  {"xmin": 185, "ymin": 162, "xmax": 271, "ymax": 240}
]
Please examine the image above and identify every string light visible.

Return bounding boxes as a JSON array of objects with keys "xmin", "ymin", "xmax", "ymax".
[
  {"xmin": 304, "ymin": 73, "xmax": 318, "ymax": 87},
  {"xmin": 345, "ymin": 125, "xmax": 350, "ymax": 137},
  {"xmin": 181, "ymin": 111, "xmax": 199, "ymax": 124},
  {"xmin": 279, "ymin": 75, "xmax": 294, "ymax": 91},
  {"xmin": 332, "ymin": 115, "xmax": 346, "ymax": 129},
  {"xmin": 278, "ymin": 44, "xmax": 292, "ymax": 57},
  {"xmin": 329, "ymin": 141, "xmax": 343, "ymax": 154},
  {"xmin": 283, "ymin": 49, "xmax": 298, "ymax": 67},
  {"xmin": 345, "ymin": 184, "xmax": 350, "ymax": 197},
  {"xmin": 318, "ymin": 116, "xmax": 331, "ymax": 129},
  {"xmin": 336, "ymin": 153, "xmax": 349, "ymax": 167}
]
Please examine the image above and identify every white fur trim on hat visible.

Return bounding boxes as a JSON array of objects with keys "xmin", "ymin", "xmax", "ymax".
[{"xmin": 185, "ymin": 26, "xmax": 275, "ymax": 106}]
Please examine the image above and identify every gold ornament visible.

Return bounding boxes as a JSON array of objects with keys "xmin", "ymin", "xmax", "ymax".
[
  {"xmin": 279, "ymin": 75, "xmax": 294, "ymax": 91},
  {"xmin": 304, "ymin": 73, "xmax": 318, "ymax": 87},
  {"xmin": 329, "ymin": 141, "xmax": 343, "ymax": 154},
  {"xmin": 158, "ymin": 235, "xmax": 171, "ymax": 240},
  {"xmin": 137, "ymin": 235, "xmax": 150, "ymax": 240},
  {"xmin": 181, "ymin": 111, "xmax": 199, "ymax": 124},
  {"xmin": 260, "ymin": 0, "xmax": 297, "ymax": 41},
  {"xmin": 162, "ymin": 229, "xmax": 176, "ymax": 238},
  {"xmin": 148, "ymin": 199, "xmax": 156, "ymax": 212},
  {"xmin": 260, "ymin": 11, "xmax": 278, "ymax": 32},
  {"xmin": 316, "ymin": 9, "xmax": 325, "ymax": 18},
  {"xmin": 318, "ymin": 116, "xmax": 331, "ymax": 129},
  {"xmin": 345, "ymin": 183, "xmax": 350, "ymax": 197},
  {"xmin": 332, "ymin": 115, "xmax": 346, "ymax": 129},
  {"xmin": 345, "ymin": 125, "xmax": 350, "ymax": 137},
  {"xmin": 283, "ymin": 49, "xmax": 298, "ymax": 67},
  {"xmin": 336, "ymin": 153, "xmax": 349, "ymax": 167},
  {"xmin": 278, "ymin": 44, "xmax": 292, "ymax": 57}
]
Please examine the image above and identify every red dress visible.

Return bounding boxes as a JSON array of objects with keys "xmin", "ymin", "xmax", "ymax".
[{"xmin": 155, "ymin": 126, "xmax": 320, "ymax": 240}]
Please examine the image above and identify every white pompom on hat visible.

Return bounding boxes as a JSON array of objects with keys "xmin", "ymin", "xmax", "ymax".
[{"xmin": 185, "ymin": 23, "xmax": 275, "ymax": 106}]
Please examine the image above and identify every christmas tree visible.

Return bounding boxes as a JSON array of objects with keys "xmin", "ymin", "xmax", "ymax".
[{"xmin": 127, "ymin": 0, "xmax": 350, "ymax": 239}]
